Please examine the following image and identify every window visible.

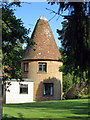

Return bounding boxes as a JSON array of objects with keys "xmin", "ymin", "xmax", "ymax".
[
  {"xmin": 38, "ymin": 63, "xmax": 47, "ymax": 72},
  {"xmin": 24, "ymin": 63, "xmax": 28, "ymax": 72},
  {"xmin": 20, "ymin": 84, "xmax": 28, "ymax": 94},
  {"xmin": 43, "ymin": 83, "xmax": 53, "ymax": 96}
]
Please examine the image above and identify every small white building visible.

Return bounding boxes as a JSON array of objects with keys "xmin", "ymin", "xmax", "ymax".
[{"xmin": 4, "ymin": 79, "xmax": 34, "ymax": 104}]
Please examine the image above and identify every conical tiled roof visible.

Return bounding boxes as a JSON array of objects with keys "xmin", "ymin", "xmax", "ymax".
[{"xmin": 22, "ymin": 15, "xmax": 61, "ymax": 61}]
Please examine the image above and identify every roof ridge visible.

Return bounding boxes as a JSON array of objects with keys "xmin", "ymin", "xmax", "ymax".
[{"xmin": 39, "ymin": 15, "xmax": 47, "ymax": 21}]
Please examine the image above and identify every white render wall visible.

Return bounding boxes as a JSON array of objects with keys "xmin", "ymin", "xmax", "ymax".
[{"xmin": 6, "ymin": 81, "xmax": 34, "ymax": 104}]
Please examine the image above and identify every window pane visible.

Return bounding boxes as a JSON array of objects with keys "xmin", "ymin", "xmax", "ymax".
[
  {"xmin": 24, "ymin": 63, "xmax": 28, "ymax": 72},
  {"xmin": 43, "ymin": 84, "xmax": 45, "ymax": 95},
  {"xmin": 43, "ymin": 64, "xmax": 46, "ymax": 72},
  {"xmin": 50, "ymin": 85, "xmax": 53, "ymax": 96},
  {"xmin": 39, "ymin": 65, "xmax": 42, "ymax": 71},
  {"xmin": 20, "ymin": 84, "xmax": 28, "ymax": 94},
  {"xmin": 43, "ymin": 83, "xmax": 53, "ymax": 96},
  {"xmin": 38, "ymin": 63, "xmax": 47, "ymax": 72}
]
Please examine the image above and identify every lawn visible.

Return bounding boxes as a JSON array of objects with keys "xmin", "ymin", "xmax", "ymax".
[{"xmin": 2, "ymin": 98, "xmax": 89, "ymax": 120}]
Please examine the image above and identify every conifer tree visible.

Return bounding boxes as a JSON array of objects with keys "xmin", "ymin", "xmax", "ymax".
[{"xmin": 48, "ymin": 1, "xmax": 90, "ymax": 80}]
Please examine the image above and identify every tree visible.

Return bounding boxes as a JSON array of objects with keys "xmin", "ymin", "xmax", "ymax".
[
  {"xmin": 48, "ymin": 1, "xmax": 90, "ymax": 81},
  {"xmin": 59, "ymin": 45, "xmax": 89, "ymax": 99},
  {"xmin": 1, "ymin": 2, "xmax": 34, "ymax": 119},
  {"xmin": 2, "ymin": 2, "xmax": 33, "ymax": 82}
]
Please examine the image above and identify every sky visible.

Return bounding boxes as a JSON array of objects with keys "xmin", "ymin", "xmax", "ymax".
[{"xmin": 14, "ymin": 2, "xmax": 67, "ymax": 48}]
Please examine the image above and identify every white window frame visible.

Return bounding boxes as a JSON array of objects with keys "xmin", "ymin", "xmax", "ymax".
[{"xmin": 38, "ymin": 62, "xmax": 47, "ymax": 72}]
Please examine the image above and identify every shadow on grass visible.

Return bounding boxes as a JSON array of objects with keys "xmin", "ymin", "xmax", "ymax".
[
  {"xmin": 3, "ymin": 99, "xmax": 89, "ymax": 109},
  {"xmin": 3, "ymin": 113, "xmax": 24, "ymax": 120},
  {"xmin": 2, "ymin": 117, "xmax": 90, "ymax": 120},
  {"xmin": 3, "ymin": 99, "xmax": 89, "ymax": 119},
  {"xmin": 2, "ymin": 113, "xmax": 90, "ymax": 120},
  {"xmin": 2, "ymin": 114, "xmax": 90, "ymax": 120}
]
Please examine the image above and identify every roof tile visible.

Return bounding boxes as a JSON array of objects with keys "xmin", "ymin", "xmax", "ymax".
[{"xmin": 22, "ymin": 15, "xmax": 61, "ymax": 61}]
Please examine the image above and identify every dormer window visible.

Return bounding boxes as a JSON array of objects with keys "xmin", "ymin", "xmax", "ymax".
[
  {"xmin": 38, "ymin": 62, "xmax": 47, "ymax": 72},
  {"xmin": 24, "ymin": 63, "xmax": 28, "ymax": 72}
]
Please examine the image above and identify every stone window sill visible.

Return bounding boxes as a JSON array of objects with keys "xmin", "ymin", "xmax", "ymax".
[{"xmin": 37, "ymin": 72, "xmax": 47, "ymax": 74}]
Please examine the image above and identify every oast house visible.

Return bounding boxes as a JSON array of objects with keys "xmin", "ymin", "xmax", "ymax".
[{"xmin": 4, "ymin": 15, "xmax": 63, "ymax": 104}]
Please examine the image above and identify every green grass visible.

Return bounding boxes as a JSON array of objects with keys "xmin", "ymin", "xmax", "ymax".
[{"xmin": 2, "ymin": 98, "xmax": 89, "ymax": 120}]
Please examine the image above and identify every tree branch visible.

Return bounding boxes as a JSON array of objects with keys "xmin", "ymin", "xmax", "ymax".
[{"xmin": 46, "ymin": 8, "xmax": 65, "ymax": 17}]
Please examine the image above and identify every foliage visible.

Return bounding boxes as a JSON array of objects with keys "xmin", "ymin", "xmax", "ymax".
[
  {"xmin": 0, "ymin": 49, "xmax": 2, "ymax": 70},
  {"xmin": 52, "ymin": 2, "xmax": 90, "ymax": 98},
  {"xmin": 66, "ymin": 80, "xmax": 89, "ymax": 99},
  {"xmin": 48, "ymin": 2, "xmax": 90, "ymax": 81},
  {"xmin": 59, "ymin": 45, "xmax": 89, "ymax": 99},
  {"xmin": 2, "ymin": 2, "xmax": 32, "ymax": 81},
  {"xmin": 63, "ymin": 73, "xmax": 73, "ymax": 93}
]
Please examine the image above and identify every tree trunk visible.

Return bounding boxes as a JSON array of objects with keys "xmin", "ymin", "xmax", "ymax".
[
  {"xmin": 0, "ymin": 78, "xmax": 2, "ymax": 120},
  {"xmin": 0, "ymin": 7, "xmax": 2, "ymax": 120}
]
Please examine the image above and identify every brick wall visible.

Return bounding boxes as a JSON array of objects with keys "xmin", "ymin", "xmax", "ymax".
[{"xmin": 21, "ymin": 60, "xmax": 63, "ymax": 101}]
